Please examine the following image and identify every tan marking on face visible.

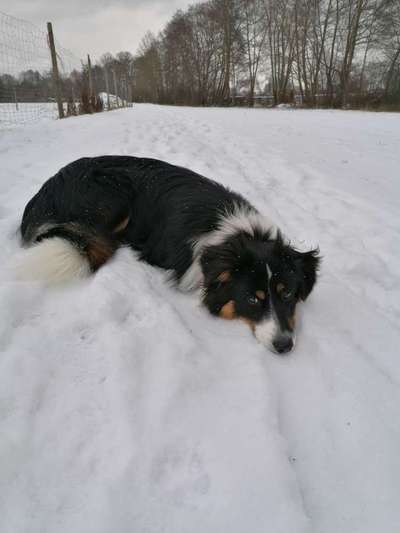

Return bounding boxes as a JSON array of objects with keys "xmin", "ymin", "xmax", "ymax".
[
  {"xmin": 277, "ymin": 283, "xmax": 285, "ymax": 294},
  {"xmin": 288, "ymin": 315, "xmax": 295, "ymax": 331},
  {"xmin": 219, "ymin": 300, "xmax": 236, "ymax": 320},
  {"xmin": 113, "ymin": 216, "xmax": 130, "ymax": 233},
  {"xmin": 240, "ymin": 317, "xmax": 256, "ymax": 332},
  {"xmin": 217, "ymin": 270, "xmax": 231, "ymax": 283},
  {"xmin": 255, "ymin": 290, "xmax": 266, "ymax": 300}
]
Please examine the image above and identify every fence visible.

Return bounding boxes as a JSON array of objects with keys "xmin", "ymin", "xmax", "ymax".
[{"xmin": 0, "ymin": 11, "xmax": 132, "ymax": 129}]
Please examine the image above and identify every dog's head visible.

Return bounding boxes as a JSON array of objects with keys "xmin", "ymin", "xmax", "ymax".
[{"xmin": 200, "ymin": 231, "xmax": 320, "ymax": 354}]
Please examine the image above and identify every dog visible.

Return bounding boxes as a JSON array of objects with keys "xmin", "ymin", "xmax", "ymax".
[{"xmin": 19, "ymin": 155, "xmax": 320, "ymax": 354}]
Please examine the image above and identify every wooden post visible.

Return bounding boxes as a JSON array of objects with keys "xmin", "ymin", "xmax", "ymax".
[
  {"xmin": 128, "ymin": 83, "xmax": 133, "ymax": 106},
  {"xmin": 14, "ymin": 87, "xmax": 18, "ymax": 110},
  {"xmin": 104, "ymin": 67, "xmax": 111, "ymax": 110},
  {"xmin": 112, "ymin": 69, "xmax": 119, "ymax": 107},
  {"xmin": 124, "ymin": 78, "xmax": 128, "ymax": 106},
  {"xmin": 121, "ymin": 77, "xmax": 126, "ymax": 107},
  {"xmin": 71, "ymin": 85, "xmax": 77, "ymax": 115},
  {"xmin": 87, "ymin": 54, "xmax": 93, "ymax": 98},
  {"xmin": 47, "ymin": 22, "xmax": 64, "ymax": 119}
]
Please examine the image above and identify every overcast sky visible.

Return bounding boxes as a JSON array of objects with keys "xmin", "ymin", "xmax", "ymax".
[{"xmin": 1, "ymin": 1, "xmax": 192, "ymax": 61}]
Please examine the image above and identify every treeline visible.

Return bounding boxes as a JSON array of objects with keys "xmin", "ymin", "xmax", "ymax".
[
  {"xmin": 131, "ymin": 0, "xmax": 400, "ymax": 108},
  {"xmin": 2, "ymin": 0, "xmax": 399, "ymax": 110},
  {"xmin": 0, "ymin": 70, "xmax": 53, "ymax": 102}
]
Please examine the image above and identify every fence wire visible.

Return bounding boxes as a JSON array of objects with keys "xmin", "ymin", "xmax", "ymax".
[{"xmin": 0, "ymin": 11, "xmax": 81, "ymax": 128}]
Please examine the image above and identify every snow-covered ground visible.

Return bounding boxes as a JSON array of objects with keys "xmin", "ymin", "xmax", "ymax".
[{"xmin": 1, "ymin": 105, "xmax": 399, "ymax": 533}]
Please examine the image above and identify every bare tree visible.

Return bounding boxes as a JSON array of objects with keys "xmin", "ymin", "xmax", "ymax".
[
  {"xmin": 238, "ymin": 0, "xmax": 269, "ymax": 105},
  {"xmin": 266, "ymin": 0, "xmax": 296, "ymax": 104},
  {"xmin": 213, "ymin": 0, "xmax": 242, "ymax": 104},
  {"xmin": 379, "ymin": 0, "xmax": 400, "ymax": 100},
  {"xmin": 133, "ymin": 32, "xmax": 164, "ymax": 102}
]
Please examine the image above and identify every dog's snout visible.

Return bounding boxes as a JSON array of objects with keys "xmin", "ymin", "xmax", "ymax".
[{"xmin": 273, "ymin": 337, "xmax": 294, "ymax": 354}]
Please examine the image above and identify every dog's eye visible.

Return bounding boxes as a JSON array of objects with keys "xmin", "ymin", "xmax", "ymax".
[
  {"xmin": 281, "ymin": 290, "xmax": 293, "ymax": 301},
  {"xmin": 248, "ymin": 295, "xmax": 259, "ymax": 305},
  {"xmin": 277, "ymin": 283, "xmax": 293, "ymax": 301}
]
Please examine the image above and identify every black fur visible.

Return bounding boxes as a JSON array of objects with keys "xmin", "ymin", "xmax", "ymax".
[
  {"xmin": 21, "ymin": 156, "xmax": 249, "ymax": 280},
  {"xmin": 21, "ymin": 155, "xmax": 320, "ymax": 353},
  {"xmin": 201, "ymin": 230, "xmax": 320, "ymax": 337}
]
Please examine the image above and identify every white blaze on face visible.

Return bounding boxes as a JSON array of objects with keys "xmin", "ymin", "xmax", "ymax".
[
  {"xmin": 254, "ymin": 262, "xmax": 296, "ymax": 353},
  {"xmin": 253, "ymin": 263, "xmax": 279, "ymax": 349}
]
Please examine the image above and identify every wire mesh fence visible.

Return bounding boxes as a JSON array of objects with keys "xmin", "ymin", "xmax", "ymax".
[
  {"xmin": 0, "ymin": 11, "xmax": 132, "ymax": 129},
  {"xmin": 0, "ymin": 11, "xmax": 79, "ymax": 127}
]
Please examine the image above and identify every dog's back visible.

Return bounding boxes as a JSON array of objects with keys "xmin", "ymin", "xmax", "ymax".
[{"xmin": 19, "ymin": 155, "xmax": 248, "ymax": 284}]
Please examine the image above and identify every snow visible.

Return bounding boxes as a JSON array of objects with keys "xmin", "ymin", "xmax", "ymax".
[{"xmin": 1, "ymin": 105, "xmax": 400, "ymax": 533}]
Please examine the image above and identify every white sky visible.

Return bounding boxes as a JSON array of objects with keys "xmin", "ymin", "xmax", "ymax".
[{"xmin": 0, "ymin": 1, "xmax": 192, "ymax": 62}]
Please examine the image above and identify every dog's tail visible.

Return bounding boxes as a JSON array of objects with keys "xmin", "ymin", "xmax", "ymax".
[{"xmin": 17, "ymin": 222, "xmax": 118, "ymax": 284}]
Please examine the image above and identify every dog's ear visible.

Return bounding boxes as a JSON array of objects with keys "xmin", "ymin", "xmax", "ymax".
[
  {"xmin": 200, "ymin": 235, "xmax": 256, "ymax": 286},
  {"xmin": 296, "ymin": 248, "xmax": 321, "ymax": 301},
  {"xmin": 200, "ymin": 245, "xmax": 234, "ymax": 286}
]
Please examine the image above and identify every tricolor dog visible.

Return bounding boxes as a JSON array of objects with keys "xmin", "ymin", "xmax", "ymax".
[{"xmin": 20, "ymin": 156, "xmax": 320, "ymax": 354}]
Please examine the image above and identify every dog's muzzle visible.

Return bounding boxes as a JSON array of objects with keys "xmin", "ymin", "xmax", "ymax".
[
  {"xmin": 254, "ymin": 317, "xmax": 295, "ymax": 354},
  {"xmin": 272, "ymin": 336, "xmax": 294, "ymax": 354}
]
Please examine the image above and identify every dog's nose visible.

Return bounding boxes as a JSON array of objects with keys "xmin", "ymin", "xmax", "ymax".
[{"xmin": 273, "ymin": 337, "xmax": 294, "ymax": 354}]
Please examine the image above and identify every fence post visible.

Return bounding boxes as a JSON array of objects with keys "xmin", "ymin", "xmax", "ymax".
[
  {"xmin": 123, "ymin": 77, "xmax": 128, "ymax": 106},
  {"xmin": 121, "ymin": 77, "xmax": 126, "ymax": 107},
  {"xmin": 14, "ymin": 87, "xmax": 18, "ymax": 110},
  {"xmin": 112, "ymin": 69, "xmax": 119, "ymax": 107},
  {"xmin": 87, "ymin": 54, "xmax": 93, "ymax": 98},
  {"xmin": 128, "ymin": 83, "xmax": 133, "ymax": 106},
  {"xmin": 104, "ymin": 67, "xmax": 111, "ymax": 110},
  {"xmin": 71, "ymin": 85, "xmax": 77, "ymax": 115},
  {"xmin": 47, "ymin": 22, "xmax": 64, "ymax": 119}
]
